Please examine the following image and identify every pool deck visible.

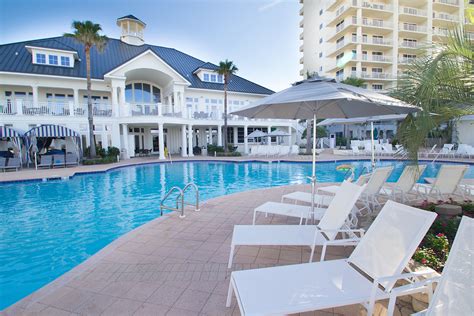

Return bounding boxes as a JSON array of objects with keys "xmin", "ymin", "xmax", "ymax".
[
  {"xmin": 4, "ymin": 183, "xmax": 371, "ymax": 316},
  {"xmin": 1, "ymin": 152, "xmax": 473, "ymax": 184}
]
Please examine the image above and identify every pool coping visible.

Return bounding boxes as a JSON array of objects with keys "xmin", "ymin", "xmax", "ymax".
[{"xmin": 1, "ymin": 156, "xmax": 473, "ymax": 185}]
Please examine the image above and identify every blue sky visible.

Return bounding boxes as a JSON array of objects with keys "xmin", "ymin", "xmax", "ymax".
[{"xmin": 0, "ymin": 0, "xmax": 301, "ymax": 91}]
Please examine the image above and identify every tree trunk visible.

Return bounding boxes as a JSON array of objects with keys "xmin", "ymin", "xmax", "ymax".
[
  {"xmin": 86, "ymin": 46, "xmax": 96, "ymax": 158},
  {"xmin": 223, "ymin": 78, "xmax": 228, "ymax": 153},
  {"xmin": 306, "ymin": 120, "xmax": 312, "ymax": 154}
]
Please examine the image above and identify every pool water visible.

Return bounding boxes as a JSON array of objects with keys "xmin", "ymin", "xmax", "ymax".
[{"xmin": 1, "ymin": 160, "xmax": 473, "ymax": 309}]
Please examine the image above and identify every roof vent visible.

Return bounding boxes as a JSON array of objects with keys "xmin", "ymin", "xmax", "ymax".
[{"xmin": 116, "ymin": 15, "xmax": 146, "ymax": 46}]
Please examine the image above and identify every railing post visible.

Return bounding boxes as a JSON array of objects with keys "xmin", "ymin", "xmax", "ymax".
[
  {"xmin": 158, "ymin": 103, "xmax": 162, "ymax": 116},
  {"xmin": 16, "ymin": 100, "xmax": 23, "ymax": 115},
  {"xmin": 68, "ymin": 101, "xmax": 75, "ymax": 117}
]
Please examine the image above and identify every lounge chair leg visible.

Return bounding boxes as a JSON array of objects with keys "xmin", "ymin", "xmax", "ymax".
[
  {"xmin": 252, "ymin": 211, "xmax": 257, "ymax": 225},
  {"xmin": 320, "ymin": 244, "xmax": 327, "ymax": 262},
  {"xmin": 226, "ymin": 280, "xmax": 234, "ymax": 307},
  {"xmin": 228, "ymin": 245, "xmax": 235, "ymax": 269},
  {"xmin": 309, "ymin": 245, "xmax": 315, "ymax": 262}
]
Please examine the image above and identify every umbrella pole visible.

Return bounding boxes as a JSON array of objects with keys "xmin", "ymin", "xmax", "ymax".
[
  {"xmin": 311, "ymin": 113, "xmax": 317, "ymax": 223},
  {"xmin": 371, "ymin": 121, "xmax": 375, "ymax": 170}
]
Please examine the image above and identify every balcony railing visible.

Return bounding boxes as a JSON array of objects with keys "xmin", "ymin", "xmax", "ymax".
[
  {"xmin": 400, "ymin": 41, "xmax": 419, "ymax": 48},
  {"xmin": 362, "ymin": 19, "xmax": 392, "ymax": 28},
  {"xmin": 0, "ymin": 100, "xmax": 112, "ymax": 117},
  {"xmin": 399, "ymin": 24, "xmax": 427, "ymax": 32},
  {"xmin": 433, "ymin": 28, "xmax": 449, "ymax": 37},
  {"xmin": 433, "ymin": 0, "xmax": 459, "ymax": 6},
  {"xmin": 362, "ymin": 37, "xmax": 392, "ymax": 46},
  {"xmin": 362, "ymin": 54, "xmax": 392, "ymax": 62},
  {"xmin": 399, "ymin": 7, "xmax": 427, "ymax": 17},
  {"xmin": 361, "ymin": 1, "xmax": 392, "ymax": 11},
  {"xmin": 399, "ymin": 57, "xmax": 417, "ymax": 64},
  {"xmin": 433, "ymin": 13, "xmax": 458, "ymax": 22},
  {"xmin": 361, "ymin": 72, "xmax": 393, "ymax": 79}
]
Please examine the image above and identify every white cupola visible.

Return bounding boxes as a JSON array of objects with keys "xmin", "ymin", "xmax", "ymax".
[{"xmin": 116, "ymin": 15, "xmax": 146, "ymax": 46}]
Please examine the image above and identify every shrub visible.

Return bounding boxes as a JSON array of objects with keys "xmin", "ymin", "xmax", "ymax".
[
  {"xmin": 413, "ymin": 233, "xmax": 450, "ymax": 271},
  {"xmin": 107, "ymin": 146, "xmax": 120, "ymax": 157},
  {"xmin": 216, "ymin": 151, "xmax": 241, "ymax": 157},
  {"xmin": 82, "ymin": 156, "xmax": 118, "ymax": 165}
]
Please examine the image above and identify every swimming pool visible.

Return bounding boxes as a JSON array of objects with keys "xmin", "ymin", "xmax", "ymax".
[{"xmin": 1, "ymin": 160, "xmax": 473, "ymax": 309}]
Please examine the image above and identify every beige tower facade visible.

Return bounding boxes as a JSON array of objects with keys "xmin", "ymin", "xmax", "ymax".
[{"xmin": 299, "ymin": 0, "xmax": 473, "ymax": 92}]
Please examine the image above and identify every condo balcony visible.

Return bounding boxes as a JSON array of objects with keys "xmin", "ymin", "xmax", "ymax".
[
  {"xmin": 361, "ymin": 54, "xmax": 392, "ymax": 63},
  {"xmin": 327, "ymin": 17, "xmax": 358, "ymax": 41},
  {"xmin": 361, "ymin": 72, "xmax": 393, "ymax": 80},
  {"xmin": 361, "ymin": 19, "xmax": 393, "ymax": 30},
  {"xmin": 398, "ymin": 6, "xmax": 428, "ymax": 23},
  {"xmin": 399, "ymin": 57, "xmax": 417, "ymax": 64},
  {"xmin": 399, "ymin": 40, "xmax": 420, "ymax": 49},
  {"xmin": 432, "ymin": 0, "xmax": 460, "ymax": 10},
  {"xmin": 399, "ymin": 7, "xmax": 427, "ymax": 17},
  {"xmin": 0, "ymin": 100, "xmax": 113, "ymax": 117},
  {"xmin": 327, "ymin": 0, "xmax": 358, "ymax": 26},
  {"xmin": 398, "ymin": 23, "xmax": 428, "ymax": 34},
  {"xmin": 433, "ymin": 12, "xmax": 459, "ymax": 23},
  {"xmin": 361, "ymin": 1, "xmax": 392, "ymax": 12}
]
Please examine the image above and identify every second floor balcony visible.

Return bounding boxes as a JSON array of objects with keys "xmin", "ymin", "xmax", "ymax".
[{"xmin": 0, "ymin": 100, "xmax": 113, "ymax": 117}]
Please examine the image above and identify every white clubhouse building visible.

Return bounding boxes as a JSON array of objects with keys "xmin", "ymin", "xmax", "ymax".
[{"xmin": 0, "ymin": 15, "xmax": 297, "ymax": 159}]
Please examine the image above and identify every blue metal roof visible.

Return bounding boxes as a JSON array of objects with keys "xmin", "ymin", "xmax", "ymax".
[{"xmin": 0, "ymin": 36, "xmax": 274, "ymax": 95}]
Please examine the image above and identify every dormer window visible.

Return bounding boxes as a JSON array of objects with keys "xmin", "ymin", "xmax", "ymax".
[
  {"xmin": 36, "ymin": 53, "xmax": 46, "ymax": 64},
  {"xmin": 210, "ymin": 74, "xmax": 217, "ymax": 82},
  {"xmin": 203, "ymin": 73, "xmax": 210, "ymax": 81},
  {"xmin": 61, "ymin": 56, "xmax": 70, "ymax": 67},
  {"xmin": 49, "ymin": 55, "xmax": 58, "ymax": 65},
  {"xmin": 218, "ymin": 75, "xmax": 223, "ymax": 83}
]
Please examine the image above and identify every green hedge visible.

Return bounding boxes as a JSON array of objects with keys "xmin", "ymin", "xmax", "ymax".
[{"xmin": 82, "ymin": 156, "xmax": 118, "ymax": 165}]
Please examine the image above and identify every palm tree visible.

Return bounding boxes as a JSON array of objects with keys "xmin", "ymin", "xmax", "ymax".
[
  {"xmin": 341, "ymin": 77, "xmax": 365, "ymax": 87},
  {"xmin": 216, "ymin": 60, "xmax": 238, "ymax": 153},
  {"xmin": 391, "ymin": 26, "xmax": 473, "ymax": 162},
  {"xmin": 65, "ymin": 21, "xmax": 108, "ymax": 158}
]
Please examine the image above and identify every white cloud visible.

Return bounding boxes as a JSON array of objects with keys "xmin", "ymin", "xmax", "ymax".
[{"xmin": 258, "ymin": 0, "xmax": 283, "ymax": 12}]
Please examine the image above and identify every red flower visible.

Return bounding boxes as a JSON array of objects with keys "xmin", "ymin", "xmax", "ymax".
[
  {"xmin": 437, "ymin": 233, "xmax": 445, "ymax": 237},
  {"xmin": 421, "ymin": 258, "xmax": 427, "ymax": 264}
]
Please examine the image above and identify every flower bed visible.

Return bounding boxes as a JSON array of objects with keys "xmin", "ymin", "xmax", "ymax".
[{"xmin": 413, "ymin": 200, "xmax": 473, "ymax": 272}]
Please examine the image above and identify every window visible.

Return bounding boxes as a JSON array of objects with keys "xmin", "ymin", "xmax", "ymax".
[
  {"xmin": 210, "ymin": 74, "xmax": 217, "ymax": 82},
  {"xmin": 319, "ymin": 52, "xmax": 323, "ymax": 58},
  {"xmin": 319, "ymin": 66, "xmax": 323, "ymax": 72},
  {"xmin": 49, "ymin": 55, "xmax": 58, "ymax": 65},
  {"xmin": 125, "ymin": 82, "xmax": 161, "ymax": 103},
  {"xmin": 60, "ymin": 56, "xmax": 70, "ymax": 66},
  {"xmin": 319, "ymin": 9, "xmax": 323, "ymax": 15},
  {"xmin": 319, "ymin": 37, "xmax": 323, "ymax": 43},
  {"xmin": 203, "ymin": 73, "xmax": 210, "ymax": 81},
  {"xmin": 372, "ymin": 84, "xmax": 383, "ymax": 90},
  {"xmin": 36, "ymin": 53, "xmax": 46, "ymax": 64},
  {"xmin": 319, "ymin": 23, "xmax": 323, "ymax": 29},
  {"xmin": 217, "ymin": 75, "xmax": 224, "ymax": 83}
]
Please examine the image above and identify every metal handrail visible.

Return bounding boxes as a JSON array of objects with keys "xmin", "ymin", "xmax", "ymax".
[
  {"xmin": 183, "ymin": 183, "xmax": 200, "ymax": 212},
  {"xmin": 160, "ymin": 183, "xmax": 200, "ymax": 218},
  {"xmin": 160, "ymin": 186, "xmax": 184, "ymax": 217}
]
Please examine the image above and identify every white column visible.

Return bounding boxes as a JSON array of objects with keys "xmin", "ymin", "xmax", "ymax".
[
  {"xmin": 233, "ymin": 127, "xmax": 238, "ymax": 144},
  {"xmin": 119, "ymin": 84, "xmax": 127, "ymax": 116},
  {"xmin": 199, "ymin": 128, "xmax": 205, "ymax": 147},
  {"xmin": 111, "ymin": 124, "xmax": 121, "ymax": 149},
  {"xmin": 288, "ymin": 126, "xmax": 292, "ymax": 145},
  {"xmin": 181, "ymin": 125, "xmax": 188, "ymax": 157},
  {"xmin": 207, "ymin": 127, "xmax": 212, "ymax": 145},
  {"xmin": 111, "ymin": 86, "xmax": 119, "ymax": 117},
  {"xmin": 188, "ymin": 125, "xmax": 194, "ymax": 157},
  {"xmin": 267, "ymin": 126, "xmax": 272, "ymax": 146},
  {"xmin": 244, "ymin": 125, "xmax": 249, "ymax": 154},
  {"xmin": 122, "ymin": 124, "xmax": 129, "ymax": 159},
  {"xmin": 158, "ymin": 123, "xmax": 165, "ymax": 160},
  {"xmin": 217, "ymin": 125, "xmax": 223, "ymax": 146},
  {"xmin": 32, "ymin": 85, "xmax": 39, "ymax": 106},
  {"xmin": 173, "ymin": 91, "xmax": 179, "ymax": 114}
]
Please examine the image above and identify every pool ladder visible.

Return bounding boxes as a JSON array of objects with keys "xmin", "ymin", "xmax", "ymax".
[{"xmin": 160, "ymin": 183, "xmax": 200, "ymax": 218}]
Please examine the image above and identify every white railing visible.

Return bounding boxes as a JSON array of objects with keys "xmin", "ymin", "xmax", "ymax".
[
  {"xmin": 362, "ymin": 54, "xmax": 392, "ymax": 62},
  {"xmin": 361, "ymin": 2, "xmax": 392, "ymax": 11},
  {"xmin": 130, "ymin": 103, "xmax": 161, "ymax": 116},
  {"xmin": 433, "ymin": 0, "xmax": 459, "ymax": 6},
  {"xmin": 362, "ymin": 19, "xmax": 391, "ymax": 28},
  {"xmin": 433, "ymin": 13, "xmax": 458, "ymax": 21},
  {"xmin": 399, "ymin": 24, "xmax": 427, "ymax": 32},
  {"xmin": 400, "ymin": 41, "xmax": 419, "ymax": 48},
  {"xmin": 400, "ymin": 7, "xmax": 427, "ymax": 16},
  {"xmin": 361, "ymin": 72, "xmax": 392, "ymax": 79},
  {"xmin": 0, "ymin": 99, "xmax": 113, "ymax": 117},
  {"xmin": 399, "ymin": 57, "xmax": 417, "ymax": 64},
  {"xmin": 433, "ymin": 28, "xmax": 449, "ymax": 36},
  {"xmin": 362, "ymin": 37, "xmax": 392, "ymax": 45}
]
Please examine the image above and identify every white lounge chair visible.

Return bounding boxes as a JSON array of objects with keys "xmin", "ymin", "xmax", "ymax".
[
  {"xmin": 422, "ymin": 144, "xmax": 438, "ymax": 158},
  {"xmin": 317, "ymin": 172, "xmax": 372, "ymax": 196},
  {"xmin": 352, "ymin": 145, "xmax": 362, "ymax": 156},
  {"xmin": 458, "ymin": 183, "xmax": 474, "ymax": 199},
  {"xmin": 412, "ymin": 164, "xmax": 468, "ymax": 201},
  {"xmin": 228, "ymin": 181, "xmax": 366, "ymax": 268},
  {"xmin": 455, "ymin": 144, "xmax": 473, "ymax": 159},
  {"xmin": 52, "ymin": 154, "xmax": 65, "ymax": 168},
  {"xmin": 439, "ymin": 144, "xmax": 455, "ymax": 158},
  {"xmin": 380, "ymin": 164, "xmax": 427, "ymax": 203},
  {"xmin": 281, "ymin": 190, "xmax": 334, "ymax": 207},
  {"xmin": 383, "ymin": 144, "xmax": 395, "ymax": 156},
  {"xmin": 290, "ymin": 145, "xmax": 299, "ymax": 155},
  {"xmin": 388, "ymin": 216, "xmax": 474, "ymax": 316},
  {"xmin": 226, "ymin": 200, "xmax": 437, "ymax": 316},
  {"xmin": 5, "ymin": 157, "xmax": 21, "ymax": 171},
  {"xmin": 0, "ymin": 157, "xmax": 6, "ymax": 171},
  {"xmin": 65, "ymin": 153, "xmax": 79, "ymax": 167},
  {"xmin": 319, "ymin": 166, "xmax": 394, "ymax": 214}
]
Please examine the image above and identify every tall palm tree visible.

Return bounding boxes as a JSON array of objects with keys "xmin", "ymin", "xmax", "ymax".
[
  {"xmin": 391, "ymin": 26, "xmax": 473, "ymax": 162},
  {"xmin": 216, "ymin": 60, "xmax": 238, "ymax": 153},
  {"xmin": 65, "ymin": 21, "xmax": 108, "ymax": 158}
]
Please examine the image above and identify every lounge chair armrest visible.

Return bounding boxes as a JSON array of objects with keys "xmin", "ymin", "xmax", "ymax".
[
  {"xmin": 373, "ymin": 268, "xmax": 438, "ymax": 286},
  {"xmin": 318, "ymin": 228, "xmax": 365, "ymax": 237},
  {"xmin": 323, "ymin": 237, "xmax": 362, "ymax": 246}
]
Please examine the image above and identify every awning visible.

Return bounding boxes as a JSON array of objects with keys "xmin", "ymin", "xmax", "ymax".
[
  {"xmin": 0, "ymin": 126, "xmax": 23, "ymax": 138},
  {"xmin": 25, "ymin": 124, "xmax": 81, "ymax": 138}
]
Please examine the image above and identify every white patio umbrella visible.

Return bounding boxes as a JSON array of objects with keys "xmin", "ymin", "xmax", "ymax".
[
  {"xmin": 232, "ymin": 76, "xmax": 420, "ymax": 215},
  {"xmin": 268, "ymin": 129, "xmax": 291, "ymax": 145},
  {"xmin": 246, "ymin": 129, "xmax": 268, "ymax": 139},
  {"xmin": 318, "ymin": 114, "xmax": 408, "ymax": 168}
]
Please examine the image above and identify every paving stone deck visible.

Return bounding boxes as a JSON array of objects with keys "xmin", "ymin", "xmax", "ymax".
[{"xmin": 4, "ymin": 183, "xmax": 367, "ymax": 316}]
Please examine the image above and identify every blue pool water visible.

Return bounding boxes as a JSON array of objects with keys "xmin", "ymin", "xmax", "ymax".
[{"xmin": 1, "ymin": 160, "xmax": 473, "ymax": 309}]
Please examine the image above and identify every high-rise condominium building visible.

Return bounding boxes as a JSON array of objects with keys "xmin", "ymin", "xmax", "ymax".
[{"xmin": 299, "ymin": 0, "xmax": 474, "ymax": 92}]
